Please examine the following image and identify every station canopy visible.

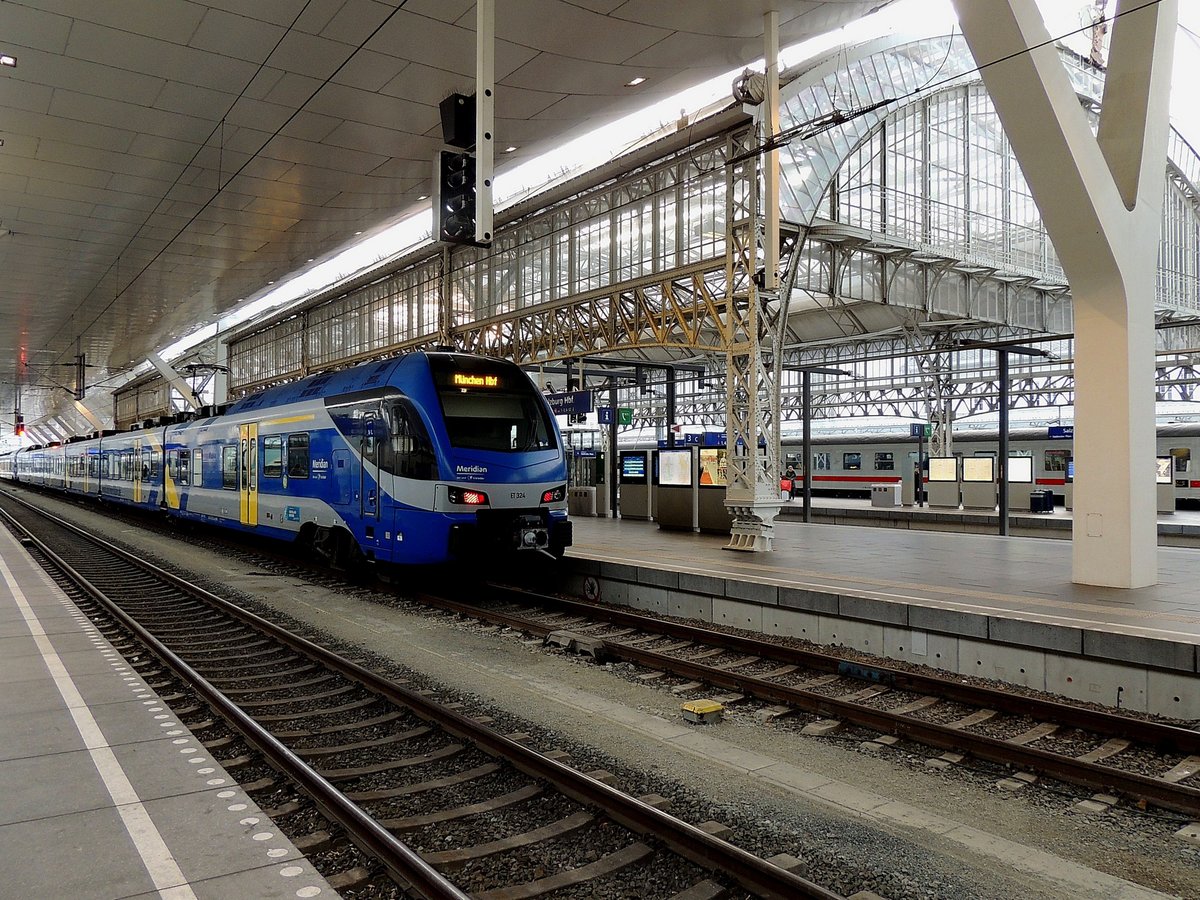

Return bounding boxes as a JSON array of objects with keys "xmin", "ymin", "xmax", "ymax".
[{"xmin": 0, "ymin": 0, "xmax": 894, "ymax": 429}]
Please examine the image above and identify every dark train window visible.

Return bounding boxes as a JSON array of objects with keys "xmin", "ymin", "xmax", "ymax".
[
  {"xmin": 813, "ymin": 452, "xmax": 831, "ymax": 471},
  {"xmin": 843, "ymin": 452, "xmax": 862, "ymax": 470},
  {"xmin": 262, "ymin": 436, "xmax": 283, "ymax": 478},
  {"xmin": 287, "ymin": 433, "xmax": 310, "ymax": 479},
  {"xmin": 1044, "ymin": 449, "xmax": 1069, "ymax": 472},
  {"xmin": 874, "ymin": 452, "xmax": 894, "ymax": 471},
  {"xmin": 178, "ymin": 450, "xmax": 190, "ymax": 485},
  {"xmin": 1171, "ymin": 448, "xmax": 1191, "ymax": 473},
  {"xmin": 222, "ymin": 446, "xmax": 238, "ymax": 489},
  {"xmin": 380, "ymin": 399, "xmax": 436, "ymax": 480}
]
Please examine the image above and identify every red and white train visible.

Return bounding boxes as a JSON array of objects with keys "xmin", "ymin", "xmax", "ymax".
[{"xmin": 778, "ymin": 424, "xmax": 1200, "ymax": 503}]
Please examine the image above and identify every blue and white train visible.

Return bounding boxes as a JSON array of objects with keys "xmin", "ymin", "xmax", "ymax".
[{"xmin": 2, "ymin": 352, "xmax": 572, "ymax": 567}]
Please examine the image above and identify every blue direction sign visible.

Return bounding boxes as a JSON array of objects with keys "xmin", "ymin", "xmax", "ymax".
[
  {"xmin": 597, "ymin": 406, "xmax": 633, "ymax": 425},
  {"xmin": 545, "ymin": 390, "xmax": 593, "ymax": 416},
  {"xmin": 1048, "ymin": 426, "xmax": 1074, "ymax": 440}
]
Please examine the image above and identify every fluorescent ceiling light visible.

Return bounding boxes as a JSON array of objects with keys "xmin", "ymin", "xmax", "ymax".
[
  {"xmin": 626, "ymin": 76, "xmax": 647, "ymax": 87},
  {"xmin": 0, "ymin": 55, "xmax": 15, "ymax": 68}
]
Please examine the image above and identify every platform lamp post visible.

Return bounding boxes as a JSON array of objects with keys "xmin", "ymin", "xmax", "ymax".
[{"xmin": 789, "ymin": 366, "xmax": 851, "ymax": 524}]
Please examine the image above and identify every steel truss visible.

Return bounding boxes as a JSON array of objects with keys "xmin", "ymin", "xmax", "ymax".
[{"xmin": 454, "ymin": 260, "xmax": 729, "ymax": 362}]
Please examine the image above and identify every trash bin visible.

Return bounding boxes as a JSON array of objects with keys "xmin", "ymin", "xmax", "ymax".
[
  {"xmin": 871, "ymin": 483, "xmax": 902, "ymax": 507},
  {"xmin": 1029, "ymin": 489, "xmax": 1054, "ymax": 514}
]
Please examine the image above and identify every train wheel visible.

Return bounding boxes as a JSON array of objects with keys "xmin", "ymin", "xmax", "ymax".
[
  {"xmin": 309, "ymin": 526, "xmax": 342, "ymax": 567},
  {"xmin": 310, "ymin": 526, "xmax": 365, "ymax": 574}
]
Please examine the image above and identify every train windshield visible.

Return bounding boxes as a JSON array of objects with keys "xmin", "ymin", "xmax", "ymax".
[{"xmin": 431, "ymin": 356, "xmax": 556, "ymax": 453}]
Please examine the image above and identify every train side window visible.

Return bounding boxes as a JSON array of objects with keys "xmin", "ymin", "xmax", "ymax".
[
  {"xmin": 192, "ymin": 449, "xmax": 202, "ymax": 486},
  {"xmin": 287, "ymin": 433, "xmax": 310, "ymax": 479},
  {"xmin": 813, "ymin": 452, "xmax": 831, "ymax": 471},
  {"xmin": 874, "ymin": 452, "xmax": 894, "ymax": 471},
  {"xmin": 179, "ymin": 450, "xmax": 191, "ymax": 485},
  {"xmin": 843, "ymin": 452, "xmax": 862, "ymax": 470},
  {"xmin": 1171, "ymin": 448, "xmax": 1191, "ymax": 473},
  {"xmin": 222, "ymin": 446, "xmax": 238, "ymax": 489},
  {"xmin": 167, "ymin": 450, "xmax": 180, "ymax": 481},
  {"xmin": 262, "ymin": 436, "xmax": 283, "ymax": 478},
  {"xmin": 1044, "ymin": 449, "xmax": 1069, "ymax": 472}
]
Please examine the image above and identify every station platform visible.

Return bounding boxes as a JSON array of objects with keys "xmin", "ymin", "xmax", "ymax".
[
  {"xmin": 779, "ymin": 495, "xmax": 1200, "ymax": 546},
  {"xmin": 558, "ymin": 516, "xmax": 1200, "ymax": 720},
  {"xmin": 0, "ymin": 525, "xmax": 331, "ymax": 899}
]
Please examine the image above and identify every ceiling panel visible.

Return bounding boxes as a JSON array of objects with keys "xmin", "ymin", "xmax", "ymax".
[{"xmin": 0, "ymin": 0, "xmax": 893, "ymax": 431}]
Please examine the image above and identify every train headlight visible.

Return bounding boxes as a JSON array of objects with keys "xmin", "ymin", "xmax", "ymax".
[
  {"xmin": 540, "ymin": 484, "xmax": 566, "ymax": 504},
  {"xmin": 448, "ymin": 486, "xmax": 489, "ymax": 506}
]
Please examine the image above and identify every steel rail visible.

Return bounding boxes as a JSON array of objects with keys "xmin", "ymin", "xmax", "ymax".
[
  {"xmin": 423, "ymin": 587, "xmax": 1200, "ymax": 817},
  {"xmin": 0, "ymin": 494, "xmax": 837, "ymax": 900},
  {"xmin": 479, "ymin": 582, "xmax": 1200, "ymax": 754},
  {"xmin": 0, "ymin": 503, "xmax": 469, "ymax": 900}
]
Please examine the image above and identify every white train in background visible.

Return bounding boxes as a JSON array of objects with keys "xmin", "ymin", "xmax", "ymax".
[{"xmin": 776, "ymin": 424, "xmax": 1200, "ymax": 505}]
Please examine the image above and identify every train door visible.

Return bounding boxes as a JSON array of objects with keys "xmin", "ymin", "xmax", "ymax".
[
  {"xmin": 333, "ymin": 450, "xmax": 352, "ymax": 505},
  {"xmin": 359, "ymin": 411, "xmax": 381, "ymax": 523},
  {"xmin": 239, "ymin": 423, "xmax": 259, "ymax": 526},
  {"xmin": 133, "ymin": 439, "xmax": 142, "ymax": 504}
]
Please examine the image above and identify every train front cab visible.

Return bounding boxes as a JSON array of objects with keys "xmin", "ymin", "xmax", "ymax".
[{"xmin": 425, "ymin": 354, "xmax": 572, "ymax": 561}]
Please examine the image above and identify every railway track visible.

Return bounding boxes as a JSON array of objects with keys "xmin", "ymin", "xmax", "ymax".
[
  {"xmin": 424, "ymin": 582, "xmax": 1200, "ymax": 818},
  {"xmin": 0, "ymin": 489, "xmax": 837, "ymax": 900}
]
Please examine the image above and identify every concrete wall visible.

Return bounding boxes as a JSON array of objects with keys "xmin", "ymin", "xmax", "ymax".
[{"xmin": 555, "ymin": 557, "xmax": 1200, "ymax": 719}]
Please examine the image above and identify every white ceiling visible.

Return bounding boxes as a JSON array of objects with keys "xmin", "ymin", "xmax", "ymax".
[{"xmin": 0, "ymin": 0, "xmax": 893, "ymax": 431}]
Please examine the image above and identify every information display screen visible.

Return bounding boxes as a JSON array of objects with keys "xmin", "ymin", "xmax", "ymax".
[
  {"xmin": 927, "ymin": 457, "xmax": 959, "ymax": 483},
  {"xmin": 658, "ymin": 449, "xmax": 693, "ymax": 486},
  {"xmin": 1156, "ymin": 457, "xmax": 1173, "ymax": 485},
  {"xmin": 1066, "ymin": 460, "xmax": 1075, "ymax": 482},
  {"xmin": 962, "ymin": 457, "xmax": 994, "ymax": 483},
  {"xmin": 620, "ymin": 452, "xmax": 647, "ymax": 482},
  {"xmin": 1007, "ymin": 456, "xmax": 1034, "ymax": 484}
]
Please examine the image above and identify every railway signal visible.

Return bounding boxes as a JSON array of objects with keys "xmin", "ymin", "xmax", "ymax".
[{"xmin": 435, "ymin": 150, "xmax": 478, "ymax": 245}]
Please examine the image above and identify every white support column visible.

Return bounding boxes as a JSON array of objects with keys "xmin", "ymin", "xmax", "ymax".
[
  {"xmin": 38, "ymin": 419, "xmax": 65, "ymax": 441},
  {"xmin": 952, "ymin": 0, "xmax": 1176, "ymax": 588},
  {"xmin": 52, "ymin": 417, "xmax": 76, "ymax": 440},
  {"xmin": 147, "ymin": 352, "xmax": 202, "ymax": 411},
  {"xmin": 73, "ymin": 398, "xmax": 104, "ymax": 432}
]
